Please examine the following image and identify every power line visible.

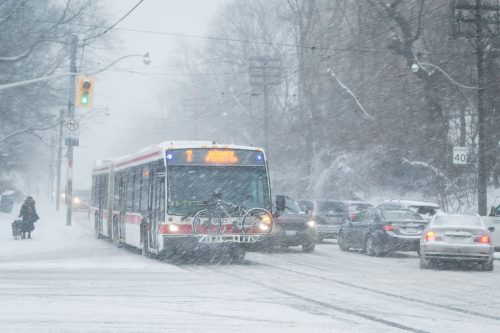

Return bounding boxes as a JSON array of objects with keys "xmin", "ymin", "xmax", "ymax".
[
  {"xmin": 28, "ymin": 3, "xmax": 473, "ymax": 57},
  {"xmin": 100, "ymin": 0, "xmax": 145, "ymax": 36}
]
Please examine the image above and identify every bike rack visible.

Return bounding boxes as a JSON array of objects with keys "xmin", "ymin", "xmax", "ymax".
[{"xmin": 196, "ymin": 234, "xmax": 264, "ymax": 243}]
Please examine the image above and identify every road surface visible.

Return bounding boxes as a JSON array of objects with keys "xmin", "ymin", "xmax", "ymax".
[{"xmin": 0, "ymin": 205, "xmax": 499, "ymax": 332}]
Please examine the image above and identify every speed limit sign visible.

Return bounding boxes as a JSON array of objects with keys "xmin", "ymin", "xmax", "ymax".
[{"xmin": 453, "ymin": 146, "xmax": 467, "ymax": 165}]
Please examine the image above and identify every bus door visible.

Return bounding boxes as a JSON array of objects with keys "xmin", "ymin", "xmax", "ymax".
[
  {"xmin": 98, "ymin": 176, "xmax": 108, "ymax": 234},
  {"xmin": 148, "ymin": 172, "xmax": 165, "ymax": 250},
  {"xmin": 118, "ymin": 175, "xmax": 128, "ymax": 241}
]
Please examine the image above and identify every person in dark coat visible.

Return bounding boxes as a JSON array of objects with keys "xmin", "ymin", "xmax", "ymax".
[{"xmin": 18, "ymin": 196, "xmax": 39, "ymax": 239}]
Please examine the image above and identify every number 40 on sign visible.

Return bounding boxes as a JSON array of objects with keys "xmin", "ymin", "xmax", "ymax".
[{"xmin": 453, "ymin": 146, "xmax": 467, "ymax": 165}]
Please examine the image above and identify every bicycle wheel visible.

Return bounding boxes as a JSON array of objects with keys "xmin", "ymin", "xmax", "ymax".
[
  {"xmin": 192, "ymin": 209, "xmax": 223, "ymax": 236},
  {"xmin": 242, "ymin": 208, "xmax": 273, "ymax": 235}
]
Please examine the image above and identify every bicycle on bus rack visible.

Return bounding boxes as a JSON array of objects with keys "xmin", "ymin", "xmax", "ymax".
[{"xmin": 189, "ymin": 193, "xmax": 273, "ymax": 237}]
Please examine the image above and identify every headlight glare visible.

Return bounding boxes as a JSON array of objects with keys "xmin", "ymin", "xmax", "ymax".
[{"xmin": 306, "ymin": 220, "xmax": 316, "ymax": 227}]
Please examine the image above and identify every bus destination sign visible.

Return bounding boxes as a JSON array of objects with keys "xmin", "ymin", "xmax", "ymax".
[{"xmin": 166, "ymin": 148, "xmax": 265, "ymax": 166}]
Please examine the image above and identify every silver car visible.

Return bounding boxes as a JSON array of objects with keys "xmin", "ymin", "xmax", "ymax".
[{"xmin": 419, "ymin": 214, "xmax": 495, "ymax": 271}]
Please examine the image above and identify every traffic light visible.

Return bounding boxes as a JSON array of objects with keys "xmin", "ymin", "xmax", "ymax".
[{"xmin": 75, "ymin": 76, "xmax": 95, "ymax": 108}]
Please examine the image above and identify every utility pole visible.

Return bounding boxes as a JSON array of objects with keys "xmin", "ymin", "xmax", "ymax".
[
  {"xmin": 56, "ymin": 108, "xmax": 64, "ymax": 211},
  {"xmin": 66, "ymin": 34, "xmax": 78, "ymax": 226},
  {"xmin": 49, "ymin": 136, "xmax": 55, "ymax": 203},
  {"xmin": 475, "ymin": 0, "xmax": 488, "ymax": 216},
  {"xmin": 248, "ymin": 56, "xmax": 281, "ymax": 149},
  {"xmin": 182, "ymin": 98, "xmax": 205, "ymax": 138},
  {"xmin": 452, "ymin": 0, "xmax": 500, "ymax": 215}
]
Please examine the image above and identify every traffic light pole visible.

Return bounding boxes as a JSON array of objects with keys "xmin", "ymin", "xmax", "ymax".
[
  {"xmin": 56, "ymin": 108, "xmax": 63, "ymax": 211},
  {"xmin": 66, "ymin": 34, "xmax": 78, "ymax": 226}
]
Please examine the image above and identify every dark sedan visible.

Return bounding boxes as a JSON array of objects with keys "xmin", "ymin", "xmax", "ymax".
[
  {"xmin": 265, "ymin": 195, "xmax": 317, "ymax": 252},
  {"xmin": 338, "ymin": 208, "xmax": 427, "ymax": 256}
]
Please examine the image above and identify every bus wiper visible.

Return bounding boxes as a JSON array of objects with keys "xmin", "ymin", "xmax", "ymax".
[{"xmin": 181, "ymin": 212, "xmax": 195, "ymax": 221}]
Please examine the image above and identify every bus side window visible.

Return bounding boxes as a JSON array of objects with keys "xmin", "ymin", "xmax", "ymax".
[
  {"xmin": 133, "ymin": 169, "xmax": 141, "ymax": 213},
  {"xmin": 140, "ymin": 166, "xmax": 150, "ymax": 213},
  {"xmin": 113, "ymin": 172, "xmax": 120, "ymax": 208},
  {"xmin": 159, "ymin": 178, "xmax": 165, "ymax": 221},
  {"xmin": 127, "ymin": 171, "xmax": 134, "ymax": 212}
]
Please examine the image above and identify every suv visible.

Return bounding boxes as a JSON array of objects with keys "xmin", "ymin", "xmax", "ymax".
[
  {"xmin": 267, "ymin": 195, "xmax": 317, "ymax": 252},
  {"xmin": 298, "ymin": 200, "xmax": 373, "ymax": 241},
  {"xmin": 377, "ymin": 200, "xmax": 441, "ymax": 222}
]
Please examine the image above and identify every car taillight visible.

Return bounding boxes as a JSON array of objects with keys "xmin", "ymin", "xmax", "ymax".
[
  {"xmin": 474, "ymin": 235, "xmax": 490, "ymax": 244},
  {"xmin": 384, "ymin": 225, "xmax": 399, "ymax": 231}
]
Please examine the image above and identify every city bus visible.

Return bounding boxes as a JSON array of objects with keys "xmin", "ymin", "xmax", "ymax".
[{"xmin": 90, "ymin": 141, "xmax": 272, "ymax": 260}]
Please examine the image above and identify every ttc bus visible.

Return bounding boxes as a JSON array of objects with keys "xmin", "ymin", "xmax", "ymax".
[{"xmin": 90, "ymin": 141, "xmax": 272, "ymax": 259}]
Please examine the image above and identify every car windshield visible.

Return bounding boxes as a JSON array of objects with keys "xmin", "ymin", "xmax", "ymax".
[
  {"xmin": 409, "ymin": 205, "xmax": 440, "ymax": 215},
  {"xmin": 318, "ymin": 201, "xmax": 344, "ymax": 213},
  {"xmin": 433, "ymin": 215, "xmax": 484, "ymax": 228},
  {"xmin": 381, "ymin": 210, "xmax": 424, "ymax": 221},
  {"xmin": 167, "ymin": 165, "xmax": 270, "ymax": 215},
  {"xmin": 349, "ymin": 203, "xmax": 372, "ymax": 212},
  {"xmin": 297, "ymin": 200, "xmax": 313, "ymax": 212}
]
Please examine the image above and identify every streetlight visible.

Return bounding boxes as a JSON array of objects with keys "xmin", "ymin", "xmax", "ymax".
[
  {"xmin": 410, "ymin": 60, "xmax": 476, "ymax": 90},
  {"xmin": 61, "ymin": 50, "xmax": 151, "ymax": 228},
  {"xmin": 89, "ymin": 52, "xmax": 151, "ymax": 75},
  {"xmin": 0, "ymin": 52, "xmax": 151, "ymax": 91}
]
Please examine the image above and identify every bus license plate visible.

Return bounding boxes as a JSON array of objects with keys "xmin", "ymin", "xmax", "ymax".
[{"xmin": 285, "ymin": 230, "xmax": 297, "ymax": 236}]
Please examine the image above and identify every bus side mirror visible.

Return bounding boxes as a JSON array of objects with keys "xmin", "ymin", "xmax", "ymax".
[
  {"xmin": 490, "ymin": 206, "xmax": 496, "ymax": 216},
  {"xmin": 276, "ymin": 195, "xmax": 286, "ymax": 213}
]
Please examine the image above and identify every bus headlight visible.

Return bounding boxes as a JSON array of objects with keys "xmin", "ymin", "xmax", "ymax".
[
  {"xmin": 168, "ymin": 224, "xmax": 179, "ymax": 232},
  {"xmin": 306, "ymin": 220, "xmax": 316, "ymax": 228},
  {"xmin": 73, "ymin": 197, "xmax": 81, "ymax": 204},
  {"xmin": 260, "ymin": 214, "xmax": 272, "ymax": 224},
  {"xmin": 259, "ymin": 224, "xmax": 270, "ymax": 231}
]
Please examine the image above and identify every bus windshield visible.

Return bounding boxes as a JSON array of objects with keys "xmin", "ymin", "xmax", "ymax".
[{"xmin": 167, "ymin": 165, "xmax": 270, "ymax": 215}]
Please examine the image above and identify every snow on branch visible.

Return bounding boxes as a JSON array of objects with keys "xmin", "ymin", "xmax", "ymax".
[
  {"xmin": 326, "ymin": 68, "xmax": 375, "ymax": 121},
  {"xmin": 401, "ymin": 158, "xmax": 447, "ymax": 180},
  {"xmin": 0, "ymin": 122, "xmax": 58, "ymax": 144}
]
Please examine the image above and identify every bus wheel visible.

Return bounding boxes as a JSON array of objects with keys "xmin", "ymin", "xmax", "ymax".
[{"xmin": 230, "ymin": 246, "xmax": 246, "ymax": 262}]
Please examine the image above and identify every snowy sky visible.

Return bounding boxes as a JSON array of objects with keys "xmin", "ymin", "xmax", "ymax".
[{"xmin": 72, "ymin": 0, "xmax": 226, "ymax": 189}]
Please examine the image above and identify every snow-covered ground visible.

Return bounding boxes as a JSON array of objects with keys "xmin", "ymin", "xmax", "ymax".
[{"xmin": 1, "ymin": 202, "xmax": 499, "ymax": 333}]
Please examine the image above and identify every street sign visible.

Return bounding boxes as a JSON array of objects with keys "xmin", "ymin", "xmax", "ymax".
[
  {"xmin": 65, "ymin": 119, "xmax": 79, "ymax": 146},
  {"xmin": 66, "ymin": 119, "xmax": 79, "ymax": 132},
  {"xmin": 453, "ymin": 146, "xmax": 467, "ymax": 165}
]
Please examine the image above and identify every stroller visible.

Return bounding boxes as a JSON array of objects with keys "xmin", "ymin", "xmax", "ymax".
[{"xmin": 12, "ymin": 219, "xmax": 23, "ymax": 240}]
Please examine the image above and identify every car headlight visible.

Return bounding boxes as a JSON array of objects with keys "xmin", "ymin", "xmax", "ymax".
[
  {"xmin": 306, "ymin": 220, "xmax": 316, "ymax": 228},
  {"xmin": 73, "ymin": 197, "xmax": 81, "ymax": 204}
]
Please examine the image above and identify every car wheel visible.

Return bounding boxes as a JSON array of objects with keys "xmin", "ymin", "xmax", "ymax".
[
  {"xmin": 302, "ymin": 242, "xmax": 315, "ymax": 253},
  {"xmin": 481, "ymin": 259, "xmax": 494, "ymax": 271},
  {"xmin": 366, "ymin": 236, "xmax": 378, "ymax": 257},
  {"xmin": 338, "ymin": 232, "xmax": 348, "ymax": 251},
  {"xmin": 419, "ymin": 253, "xmax": 432, "ymax": 269}
]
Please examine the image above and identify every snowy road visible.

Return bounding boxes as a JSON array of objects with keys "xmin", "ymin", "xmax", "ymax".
[{"xmin": 1, "ymin": 205, "xmax": 499, "ymax": 333}]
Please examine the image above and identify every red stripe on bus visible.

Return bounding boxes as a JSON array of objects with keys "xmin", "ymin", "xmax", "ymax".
[
  {"xmin": 158, "ymin": 224, "xmax": 266, "ymax": 235},
  {"xmin": 125, "ymin": 214, "xmax": 142, "ymax": 225},
  {"xmin": 116, "ymin": 151, "xmax": 162, "ymax": 168}
]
